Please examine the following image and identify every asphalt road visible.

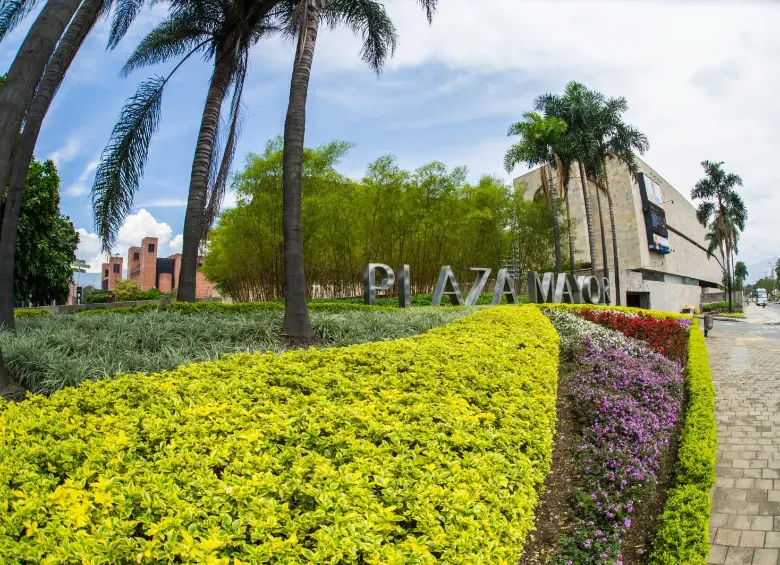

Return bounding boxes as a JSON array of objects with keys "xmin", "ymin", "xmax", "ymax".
[{"xmin": 706, "ymin": 302, "xmax": 780, "ymax": 341}]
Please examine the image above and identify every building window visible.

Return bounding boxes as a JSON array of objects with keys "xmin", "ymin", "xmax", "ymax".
[
  {"xmin": 133, "ymin": 252, "xmax": 139, "ymax": 260},
  {"xmin": 148, "ymin": 243, "xmax": 155, "ymax": 252},
  {"xmin": 104, "ymin": 269, "xmax": 108, "ymax": 277},
  {"xmin": 642, "ymin": 271, "xmax": 665, "ymax": 282},
  {"xmin": 682, "ymin": 277, "xmax": 699, "ymax": 286},
  {"xmin": 113, "ymin": 264, "xmax": 120, "ymax": 274}
]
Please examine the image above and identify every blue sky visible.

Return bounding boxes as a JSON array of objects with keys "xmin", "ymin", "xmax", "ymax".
[{"xmin": 2, "ymin": 0, "xmax": 779, "ymax": 285}]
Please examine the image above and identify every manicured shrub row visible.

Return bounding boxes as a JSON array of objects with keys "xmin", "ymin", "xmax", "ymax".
[
  {"xmin": 648, "ymin": 319, "xmax": 717, "ymax": 565},
  {"xmin": 571, "ymin": 308, "xmax": 691, "ymax": 363},
  {"xmin": 544, "ymin": 309, "xmax": 685, "ymax": 565},
  {"xmin": 0, "ymin": 306, "xmax": 560, "ymax": 562},
  {"xmin": 75, "ymin": 303, "xmax": 163, "ymax": 316},
  {"xmin": 702, "ymin": 301, "xmax": 742, "ymax": 313},
  {"xmin": 13, "ymin": 309, "xmax": 51, "ymax": 318},
  {"xmin": 166, "ymin": 300, "xmax": 399, "ymax": 314},
  {"xmin": 544, "ymin": 302, "xmax": 692, "ymax": 320}
]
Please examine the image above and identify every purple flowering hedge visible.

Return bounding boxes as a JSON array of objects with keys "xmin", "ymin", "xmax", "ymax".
[{"xmin": 541, "ymin": 307, "xmax": 714, "ymax": 565}]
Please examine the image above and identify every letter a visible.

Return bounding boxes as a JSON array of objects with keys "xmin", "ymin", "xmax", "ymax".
[{"xmin": 432, "ymin": 266, "xmax": 464, "ymax": 306}]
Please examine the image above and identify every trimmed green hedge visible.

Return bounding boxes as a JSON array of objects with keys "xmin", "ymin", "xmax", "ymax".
[
  {"xmin": 0, "ymin": 306, "xmax": 559, "ymax": 562},
  {"xmin": 13, "ymin": 309, "xmax": 51, "ymax": 318},
  {"xmin": 648, "ymin": 319, "xmax": 716, "ymax": 565},
  {"xmin": 702, "ymin": 301, "xmax": 742, "ymax": 313},
  {"xmin": 542, "ymin": 302, "xmax": 693, "ymax": 320},
  {"xmin": 75, "ymin": 304, "xmax": 162, "ymax": 316}
]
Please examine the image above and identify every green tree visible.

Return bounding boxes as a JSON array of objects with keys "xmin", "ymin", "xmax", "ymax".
[
  {"xmin": 278, "ymin": 0, "xmax": 437, "ymax": 339},
  {"xmin": 588, "ymin": 95, "xmax": 649, "ymax": 306},
  {"xmin": 504, "ymin": 111, "xmax": 567, "ymax": 274},
  {"xmin": 14, "ymin": 158, "xmax": 79, "ymax": 307},
  {"xmin": 535, "ymin": 82, "xmax": 602, "ymax": 277},
  {"xmin": 692, "ymin": 161, "xmax": 747, "ymax": 313},
  {"xmin": 734, "ymin": 261, "xmax": 748, "ymax": 291},
  {"xmin": 92, "ymin": 0, "xmax": 284, "ymax": 302}
]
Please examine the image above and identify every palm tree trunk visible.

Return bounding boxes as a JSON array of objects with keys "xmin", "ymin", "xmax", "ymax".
[
  {"xmin": 177, "ymin": 38, "xmax": 237, "ymax": 302},
  {"xmin": 556, "ymin": 155, "xmax": 574, "ymax": 276},
  {"xmin": 0, "ymin": 0, "xmax": 103, "ymax": 331},
  {"xmin": 602, "ymin": 157, "xmax": 621, "ymax": 305},
  {"xmin": 546, "ymin": 163, "xmax": 562, "ymax": 273},
  {"xmin": 282, "ymin": 1, "xmax": 321, "ymax": 338},
  {"xmin": 578, "ymin": 161, "xmax": 597, "ymax": 276},
  {"xmin": 0, "ymin": 0, "xmax": 83, "ymax": 200},
  {"xmin": 593, "ymin": 178, "xmax": 609, "ymax": 281}
]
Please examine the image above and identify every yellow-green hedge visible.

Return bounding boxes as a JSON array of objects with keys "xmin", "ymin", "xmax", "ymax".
[
  {"xmin": 0, "ymin": 305, "xmax": 559, "ymax": 563},
  {"xmin": 13, "ymin": 309, "xmax": 51, "ymax": 318},
  {"xmin": 647, "ymin": 319, "xmax": 716, "ymax": 565},
  {"xmin": 541, "ymin": 302, "xmax": 692, "ymax": 320},
  {"xmin": 165, "ymin": 301, "xmax": 398, "ymax": 314}
]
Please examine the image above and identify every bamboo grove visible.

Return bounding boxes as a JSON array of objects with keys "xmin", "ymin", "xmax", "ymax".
[{"xmin": 202, "ymin": 138, "xmax": 568, "ymax": 302}]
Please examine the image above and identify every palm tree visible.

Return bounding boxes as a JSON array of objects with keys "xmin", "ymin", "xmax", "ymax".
[
  {"xmin": 0, "ymin": 0, "xmax": 152, "ymax": 329},
  {"xmin": 535, "ymin": 82, "xmax": 602, "ymax": 276},
  {"xmin": 92, "ymin": 0, "xmax": 282, "ymax": 301},
  {"xmin": 504, "ymin": 111, "xmax": 568, "ymax": 273},
  {"xmin": 734, "ymin": 261, "xmax": 748, "ymax": 291},
  {"xmin": 692, "ymin": 161, "xmax": 746, "ymax": 313},
  {"xmin": 278, "ymin": 0, "xmax": 436, "ymax": 339},
  {"xmin": 589, "ymin": 95, "xmax": 649, "ymax": 306},
  {"xmin": 0, "ymin": 0, "xmax": 109, "ymax": 330}
]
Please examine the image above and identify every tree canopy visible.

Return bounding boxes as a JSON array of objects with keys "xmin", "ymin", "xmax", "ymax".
[
  {"xmin": 202, "ymin": 137, "xmax": 565, "ymax": 302},
  {"xmin": 14, "ymin": 158, "xmax": 79, "ymax": 306}
]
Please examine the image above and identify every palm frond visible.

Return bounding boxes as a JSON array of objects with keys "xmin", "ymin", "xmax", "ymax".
[
  {"xmin": 324, "ymin": 0, "xmax": 397, "ymax": 74},
  {"xmin": 695, "ymin": 201, "xmax": 716, "ymax": 227},
  {"xmin": 414, "ymin": 0, "xmax": 437, "ymax": 24},
  {"xmin": 0, "ymin": 0, "xmax": 40, "ymax": 42},
  {"xmin": 107, "ymin": 0, "xmax": 146, "ymax": 49},
  {"xmin": 121, "ymin": 13, "xmax": 209, "ymax": 76},
  {"xmin": 92, "ymin": 76, "xmax": 168, "ymax": 252}
]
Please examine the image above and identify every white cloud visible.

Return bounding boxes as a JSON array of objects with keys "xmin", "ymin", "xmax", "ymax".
[
  {"xmin": 116, "ymin": 208, "xmax": 173, "ymax": 250},
  {"xmin": 65, "ymin": 159, "xmax": 99, "ymax": 197},
  {"xmin": 48, "ymin": 135, "xmax": 83, "ymax": 166},
  {"xmin": 299, "ymin": 0, "xmax": 779, "ymax": 266},
  {"xmin": 169, "ymin": 234, "xmax": 183, "ymax": 253},
  {"xmin": 75, "ymin": 209, "xmax": 177, "ymax": 273}
]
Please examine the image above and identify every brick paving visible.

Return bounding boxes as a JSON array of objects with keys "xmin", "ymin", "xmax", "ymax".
[{"xmin": 708, "ymin": 327, "xmax": 780, "ymax": 564}]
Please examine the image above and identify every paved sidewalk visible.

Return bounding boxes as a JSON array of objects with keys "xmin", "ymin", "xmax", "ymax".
[
  {"xmin": 708, "ymin": 326, "xmax": 780, "ymax": 564},
  {"xmin": 745, "ymin": 304, "xmax": 780, "ymax": 325}
]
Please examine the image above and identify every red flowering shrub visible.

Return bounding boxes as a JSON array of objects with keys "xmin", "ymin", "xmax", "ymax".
[{"xmin": 572, "ymin": 309, "xmax": 689, "ymax": 363}]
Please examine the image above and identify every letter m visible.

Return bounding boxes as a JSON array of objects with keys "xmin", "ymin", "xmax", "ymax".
[{"xmin": 528, "ymin": 271, "xmax": 555, "ymax": 303}]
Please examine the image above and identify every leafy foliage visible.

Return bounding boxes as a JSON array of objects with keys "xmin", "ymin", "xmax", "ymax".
[
  {"xmin": 14, "ymin": 159, "xmax": 79, "ymax": 306},
  {"xmin": 702, "ymin": 301, "xmax": 743, "ymax": 313},
  {"xmin": 648, "ymin": 319, "xmax": 716, "ymax": 565},
  {"xmin": 13, "ymin": 309, "xmax": 50, "ymax": 318},
  {"xmin": 0, "ymin": 307, "xmax": 558, "ymax": 563},
  {"xmin": 113, "ymin": 279, "xmax": 141, "ymax": 301},
  {"xmin": 203, "ymin": 138, "xmax": 562, "ymax": 301}
]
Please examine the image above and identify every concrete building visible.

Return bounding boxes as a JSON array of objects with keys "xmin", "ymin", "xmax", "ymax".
[
  {"xmin": 101, "ymin": 256, "xmax": 123, "ymax": 291},
  {"xmin": 126, "ymin": 237, "xmax": 217, "ymax": 298},
  {"xmin": 514, "ymin": 156, "xmax": 723, "ymax": 313}
]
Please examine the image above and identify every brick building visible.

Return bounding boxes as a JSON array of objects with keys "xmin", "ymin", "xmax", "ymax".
[
  {"xmin": 126, "ymin": 237, "xmax": 216, "ymax": 298},
  {"xmin": 100, "ymin": 256, "xmax": 123, "ymax": 291}
]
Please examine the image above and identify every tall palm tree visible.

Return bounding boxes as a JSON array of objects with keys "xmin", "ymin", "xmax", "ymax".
[
  {"xmin": 278, "ymin": 0, "xmax": 436, "ymax": 339},
  {"xmin": 92, "ymin": 0, "xmax": 282, "ymax": 301},
  {"xmin": 589, "ymin": 95, "xmax": 649, "ymax": 306},
  {"xmin": 504, "ymin": 111, "xmax": 568, "ymax": 273},
  {"xmin": 535, "ymin": 82, "xmax": 602, "ymax": 276},
  {"xmin": 0, "ymin": 0, "xmax": 151, "ymax": 329},
  {"xmin": 692, "ymin": 160, "xmax": 746, "ymax": 313},
  {"xmin": 734, "ymin": 261, "xmax": 748, "ymax": 291},
  {"xmin": 0, "ymin": 0, "xmax": 109, "ymax": 330}
]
